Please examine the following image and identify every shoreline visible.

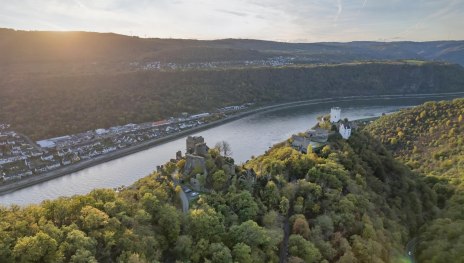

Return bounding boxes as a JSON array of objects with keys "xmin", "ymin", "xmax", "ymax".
[{"xmin": 1, "ymin": 91, "xmax": 463, "ymax": 196}]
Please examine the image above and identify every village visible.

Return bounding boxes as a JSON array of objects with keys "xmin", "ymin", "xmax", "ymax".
[
  {"xmin": 0, "ymin": 103, "xmax": 252, "ymax": 183},
  {"xmin": 139, "ymin": 56, "xmax": 294, "ymax": 71}
]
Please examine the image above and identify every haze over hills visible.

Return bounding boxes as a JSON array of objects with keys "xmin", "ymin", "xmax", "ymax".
[{"xmin": 1, "ymin": 28, "xmax": 464, "ymax": 69}]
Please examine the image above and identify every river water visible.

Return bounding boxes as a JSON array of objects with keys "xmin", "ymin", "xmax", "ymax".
[{"xmin": 0, "ymin": 95, "xmax": 461, "ymax": 205}]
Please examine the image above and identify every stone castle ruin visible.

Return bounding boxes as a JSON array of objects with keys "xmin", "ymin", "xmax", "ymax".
[
  {"xmin": 184, "ymin": 136, "xmax": 209, "ymax": 186},
  {"xmin": 186, "ymin": 136, "xmax": 208, "ymax": 156}
]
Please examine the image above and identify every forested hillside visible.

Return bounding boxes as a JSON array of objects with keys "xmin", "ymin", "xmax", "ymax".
[
  {"xmin": 2, "ymin": 61, "xmax": 464, "ymax": 140},
  {"xmin": 2, "ymin": 28, "xmax": 464, "ymax": 140},
  {"xmin": 0, "ymin": 128, "xmax": 437, "ymax": 262},
  {"xmin": 366, "ymin": 98, "xmax": 464, "ymax": 262}
]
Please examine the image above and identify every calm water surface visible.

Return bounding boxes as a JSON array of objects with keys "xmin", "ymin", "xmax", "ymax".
[{"xmin": 0, "ymin": 96, "xmax": 460, "ymax": 205}]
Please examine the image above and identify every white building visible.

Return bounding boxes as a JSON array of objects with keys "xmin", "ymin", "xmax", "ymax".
[
  {"xmin": 95, "ymin": 129, "xmax": 108, "ymax": 135},
  {"xmin": 330, "ymin": 107, "xmax": 341, "ymax": 123},
  {"xmin": 339, "ymin": 123, "xmax": 352, "ymax": 139},
  {"xmin": 189, "ymin": 113, "xmax": 210, "ymax": 120}
]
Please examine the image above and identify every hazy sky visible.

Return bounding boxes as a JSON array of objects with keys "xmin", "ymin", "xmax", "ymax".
[{"xmin": 1, "ymin": 0, "xmax": 463, "ymax": 42}]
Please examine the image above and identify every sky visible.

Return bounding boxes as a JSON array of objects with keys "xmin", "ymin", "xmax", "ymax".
[{"xmin": 1, "ymin": 0, "xmax": 463, "ymax": 42}]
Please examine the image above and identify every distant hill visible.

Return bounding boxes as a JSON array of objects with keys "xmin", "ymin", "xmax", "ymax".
[
  {"xmin": 1, "ymin": 28, "xmax": 464, "ymax": 67},
  {"xmin": 1, "ymin": 28, "xmax": 464, "ymax": 139}
]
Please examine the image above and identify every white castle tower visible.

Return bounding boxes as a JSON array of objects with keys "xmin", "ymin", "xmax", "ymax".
[{"xmin": 330, "ymin": 107, "xmax": 341, "ymax": 123}]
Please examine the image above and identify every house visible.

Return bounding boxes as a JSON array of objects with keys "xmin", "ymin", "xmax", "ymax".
[
  {"xmin": 291, "ymin": 135, "xmax": 311, "ymax": 153},
  {"xmin": 152, "ymin": 120, "xmax": 170, "ymax": 127},
  {"xmin": 95, "ymin": 129, "xmax": 108, "ymax": 135},
  {"xmin": 36, "ymin": 139, "xmax": 56, "ymax": 148},
  {"xmin": 2, "ymin": 173, "xmax": 22, "ymax": 181},
  {"xmin": 189, "ymin": 113, "xmax": 210, "ymax": 120},
  {"xmin": 46, "ymin": 162, "xmax": 61, "ymax": 170},
  {"xmin": 219, "ymin": 106, "xmax": 241, "ymax": 112},
  {"xmin": 57, "ymin": 149, "xmax": 70, "ymax": 157},
  {"xmin": 307, "ymin": 128, "xmax": 329, "ymax": 143},
  {"xmin": 41, "ymin": 154, "xmax": 54, "ymax": 161},
  {"xmin": 339, "ymin": 123, "xmax": 352, "ymax": 139},
  {"xmin": 34, "ymin": 165, "xmax": 48, "ymax": 173},
  {"xmin": 31, "ymin": 151, "xmax": 43, "ymax": 157},
  {"xmin": 102, "ymin": 147, "xmax": 116, "ymax": 154}
]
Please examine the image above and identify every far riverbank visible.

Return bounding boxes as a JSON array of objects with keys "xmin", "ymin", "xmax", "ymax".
[{"xmin": 1, "ymin": 91, "xmax": 463, "ymax": 196}]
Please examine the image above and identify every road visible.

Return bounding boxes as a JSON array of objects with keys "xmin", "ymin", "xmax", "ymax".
[
  {"xmin": 279, "ymin": 198, "xmax": 295, "ymax": 263},
  {"xmin": 406, "ymin": 238, "xmax": 419, "ymax": 263},
  {"xmin": 18, "ymin": 132, "xmax": 42, "ymax": 152},
  {"xmin": 179, "ymin": 189, "xmax": 189, "ymax": 213}
]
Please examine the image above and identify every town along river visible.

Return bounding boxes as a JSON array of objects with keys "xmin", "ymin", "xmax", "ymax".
[{"xmin": 0, "ymin": 95, "xmax": 461, "ymax": 205}]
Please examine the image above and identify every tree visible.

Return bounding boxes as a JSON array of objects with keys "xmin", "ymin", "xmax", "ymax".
[
  {"xmin": 79, "ymin": 206, "xmax": 109, "ymax": 231},
  {"xmin": 188, "ymin": 207, "xmax": 225, "ymax": 242},
  {"xmin": 321, "ymin": 145, "xmax": 331, "ymax": 157},
  {"xmin": 288, "ymin": 234, "xmax": 321, "ymax": 263},
  {"xmin": 13, "ymin": 232, "xmax": 61, "ymax": 262},
  {"xmin": 70, "ymin": 249, "xmax": 98, "ymax": 263},
  {"xmin": 280, "ymin": 197, "xmax": 289, "ymax": 215},
  {"xmin": 292, "ymin": 217, "xmax": 310, "ymax": 239},
  {"xmin": 228, "ymin": 220, "xmax": 270, "ymax": 249},
  {"xmin": 176, "ymin": 159, "xmax": 186, "ymax": 171},
  {"xmin": 263, "ymin": 210, "xmax": 279, "ymax": 229},
  {"xmin": 173, "ymin": 235, "xmax": 193, "ymax": 261},
  {"xmin": 60, "ymin": 229, "xmax": 96, "ymax": 261},
  {"xmin": 262, "ymin": 181, "xmax": 281, "ymax": 209},
  {"xmin": 232, "ymin": 243, "xmax": 252, "ymax": 263},
  {"xmin": 211, "ymin": 169, "xmax": 229, "ymax": 191},
  {"xmin": 227, "ymin": 191, "xmax": 259, "ymax": 223},
  {"xmin": 215, "ymin": 141, "xmax": 232, "ymax": 157},
  {"xmin": 157, "ymin": 204, "xmax": 181, "ymax": 245},
  {"xmin": 307, "ymin": 145, "xmax": 313, "ymax": 155},
  {"xmin": 208, "ymin": 242, "xmax": 232, "ymax": 263}
]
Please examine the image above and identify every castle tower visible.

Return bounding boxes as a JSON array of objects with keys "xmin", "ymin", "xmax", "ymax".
[{"xmin": 330, "ymin": 107, "xmax": 341, "ymax": 123}]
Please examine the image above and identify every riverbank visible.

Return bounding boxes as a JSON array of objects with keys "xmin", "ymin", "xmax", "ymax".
[{"xmin": 1, "ymin": 91, "xmax": 463, "ymax": 196}]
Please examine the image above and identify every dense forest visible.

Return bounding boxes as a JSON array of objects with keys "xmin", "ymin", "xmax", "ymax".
[
  {"xmin": 0, "ymin": 121, "xmax": 439, "ymax": 262},
  {"xmin": 366, "ymin": 98, "xmax": 464, "ymax": 262},
  {"xmin": 2, "ymin": 61, "xmax": 464, "ymax": 140}
]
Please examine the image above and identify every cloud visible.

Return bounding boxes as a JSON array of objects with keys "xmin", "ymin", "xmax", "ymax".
[
  {"xmin": 396, "ymin": 0, "xmax": 462, "ymax": 39},
  {"xmin": 216, "ymin": 9, "xmax": 248, "ymax": 17},
  {"xmin": 334, "ymin": 0, "xmax": 343, "ymax": 24},
  {"xmin": 0, "ymin": 0, "xmax": 463, "ymax": 42}
]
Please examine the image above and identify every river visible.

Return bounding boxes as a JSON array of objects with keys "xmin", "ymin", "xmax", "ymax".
[{"xmin": 0, "ymin": 95, "xmax": 461, "ymax": 205}]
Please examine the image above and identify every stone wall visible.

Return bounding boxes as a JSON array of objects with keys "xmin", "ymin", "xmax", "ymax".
[
  {"xmin": 184, "ymin": 154, "xmax": 207, "ymax": 176},
  {"xmin": 186, "ymin": 136, "xmax": 205, "ymax": 154}
]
